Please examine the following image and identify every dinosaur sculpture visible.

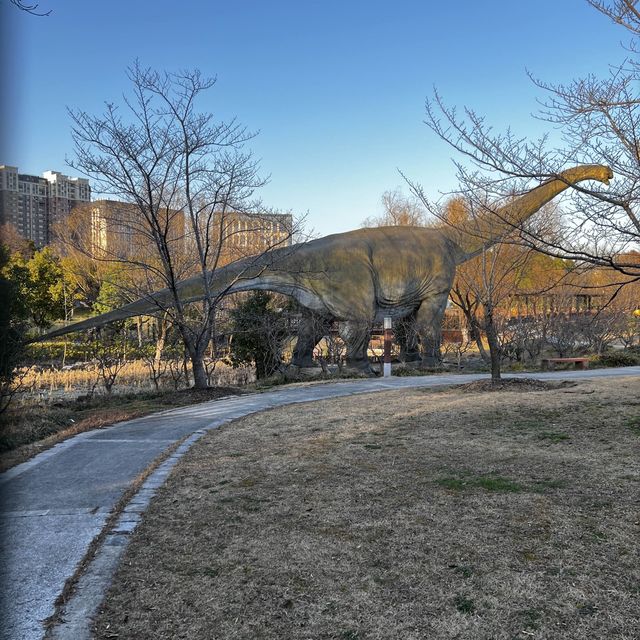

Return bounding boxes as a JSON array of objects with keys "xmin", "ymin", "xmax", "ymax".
[{"xmin": 42, "ymin": 165, "xmax": 612, "ymax": 372}]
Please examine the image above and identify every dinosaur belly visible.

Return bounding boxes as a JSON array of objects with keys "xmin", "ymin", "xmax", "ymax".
[
  {"xmin": 376, "ymin": 279, "xmax": 434, "ymax": 309},
  {"xmin": 374, "ymin": 305, "xmax": 420, "ymax": 322}
]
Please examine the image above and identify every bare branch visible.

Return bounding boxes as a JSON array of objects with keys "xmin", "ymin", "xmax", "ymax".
[
  {"xmin": 9, "ymin": 0, "xmax": 51, "ymax": 16},
  {"xmin": 587, "ymin": 0, "xmax": 640, "ymax": 34}
]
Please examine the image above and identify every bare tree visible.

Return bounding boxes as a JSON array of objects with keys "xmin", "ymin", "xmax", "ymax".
[
  {"xmin": 137, "ymin": 312, "xmax": 171, "ymax": 390},
  {"xmin": 67, "ymin": 63, "xmax": 298, "ymax": 389},
  {"xmin": 0, "ymin": 223, "xmax": 33, "ymax": 257},
  {"xmin": 545, "ymin": 310, "xmax": 587, "ymax": 358},
  {"xmin": 90, "ymin": 325, "xmax": 129, "ymax": 396},
  {"xmin": 453, "ymin": 242, "xmax": 536, "ymax": 382},
  {"xmin": 416, "ymin": 0, "xmax": 640, "ymax": 283},
  {"xmin": 362, "ymin": 188, "xmax": 427, "ymax": 227},
  {"xmin": 421, "ymin": 196, "xmax": 547, "ymax": 381},
  {"xmin": 440, "ymin": 325, "xmax": 474, "ymax": 371},
  {"xmin": 501, "ymin": 317, "xmax": 545, "ymax": 364}
]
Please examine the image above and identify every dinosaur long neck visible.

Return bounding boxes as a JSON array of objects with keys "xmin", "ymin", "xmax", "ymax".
[{"xmin": 455, "ymin": 164, "xmax": 611, "ymax": 263}]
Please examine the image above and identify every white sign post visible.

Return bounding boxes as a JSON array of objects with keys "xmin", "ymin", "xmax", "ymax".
[{"xmin": 383, "ymin": 316, "xmax": 392, "ymax": 378}]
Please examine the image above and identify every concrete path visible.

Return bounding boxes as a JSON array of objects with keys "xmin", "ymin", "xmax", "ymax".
[{"xmin": 1, "ymin": 366, "xmax": 639, "ymax": 640}]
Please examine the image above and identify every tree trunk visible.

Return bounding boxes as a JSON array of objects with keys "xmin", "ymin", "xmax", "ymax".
[
  {"xmin": 484, "ymin": 309, "xmax": 502, "ymax": 383},
  {"xmin": 179, "ymin": 349, "xmax": 189, "ymax": 387},
  {"xmin": 150, "ymin": 319, "xmax": 167, "ymax": 390},
  {"xmin": 180, "ymin": 332, "xmax": 209, "ymax": 389},
  {"xmin": 464, "ymin": 310, "xmax": 489, "ymax": 362},
  {"xmin": 473, "ymin": 327, "xmax": 490, "ymax": 362},
  {"xmin": 190, "ymin": 352, "xmax": 209, "ymax": 389},
  {"xmin": 136, "ymin": 317, "xmax": 143, "ymax": 348},
  {"xmin": 454, "ymin": 297, "xmax": 488, "ymax": 363}
]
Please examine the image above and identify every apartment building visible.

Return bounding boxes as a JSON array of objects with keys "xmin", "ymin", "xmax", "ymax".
[
  {"xmin": 90, "ymin": 201, "xmax": 293, "ymax": 263},
  {"xmin": 0, "ymin": 165, "xmax": 91, "ymax": 247},
  {"xmin": 218, "ymin": 210, "xmax": 293, "ymax": 263},
  {"xmin": 43, "ymin": 170, "xmax": 91, "ymax": 227},
  {"xmin": 90, "ymin": 199, "xmax": 185, "ymax": 259}
]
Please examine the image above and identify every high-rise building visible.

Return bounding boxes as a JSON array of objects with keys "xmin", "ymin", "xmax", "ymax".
[
  {"xmin": 42, "ymin": 170, "xmax": 91, "ymax": 229},
  {"xmin": 0, "ymin": 166, "xmax": 91, "ymax": 247}
]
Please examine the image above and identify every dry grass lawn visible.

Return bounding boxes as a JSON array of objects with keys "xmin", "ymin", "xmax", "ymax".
[{"xmin": 93, "ymin": 377, "xmax": 640, "ymax": 640}]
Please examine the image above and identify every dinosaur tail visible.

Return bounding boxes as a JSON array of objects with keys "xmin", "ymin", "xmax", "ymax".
[
  {"xmin": 34, "ymin": 247, "xmax": 296, "ymax": 342},
  {"xmin": 33, "ymin": 295, "xmax": 172, "ymax": 342}
]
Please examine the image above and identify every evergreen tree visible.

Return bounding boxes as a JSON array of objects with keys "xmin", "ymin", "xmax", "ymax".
[{"xmin": 227, "ymin": 292, "xmax": 289, "ymax": 379}]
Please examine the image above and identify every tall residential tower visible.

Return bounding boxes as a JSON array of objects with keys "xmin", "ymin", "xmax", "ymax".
[{"xmin": 0, "ymin": 166, "xmax": 91, "ymax": 247}]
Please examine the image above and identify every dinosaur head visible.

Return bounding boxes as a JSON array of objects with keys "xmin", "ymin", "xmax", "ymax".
[
  {"xmin": 604, "ymin": 166, "xmax": 613, "ymax": 184},
  {"xmin": 588, "ymin": 164, "xmax": 613, "ymax": 185},
  {"xmin": 562, "ymin": 164, "xmax": 613, "ymax": 186}
]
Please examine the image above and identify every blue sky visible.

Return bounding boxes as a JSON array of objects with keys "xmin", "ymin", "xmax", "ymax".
[{"xmin": 2, "ymin": 0, "xmax": 626, "ymax": 236}]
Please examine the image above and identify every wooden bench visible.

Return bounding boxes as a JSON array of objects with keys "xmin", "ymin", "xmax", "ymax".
[{"xmin": 541, "ymin": 357, "xmax": 590, "ymax": 371}]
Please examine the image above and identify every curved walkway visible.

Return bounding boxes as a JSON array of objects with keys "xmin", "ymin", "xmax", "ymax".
[{"xmin": 1, "ymin": 366, "xmax": 639, "ymax": 640}]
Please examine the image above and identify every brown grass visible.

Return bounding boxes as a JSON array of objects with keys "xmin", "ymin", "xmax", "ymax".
[
  {"xmin": 93, "ymin": 377, "xmax": 640, "ymax": 640},
  {"xmin": 17, "ymin": 360, "xmax": 254, "ymax": 401}
]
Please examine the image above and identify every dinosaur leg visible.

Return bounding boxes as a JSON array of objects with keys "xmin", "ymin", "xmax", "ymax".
[
  {"xmin": 396, "ymin": 310, "xmax": 422, "ymax": 363},
  {"xmin": 338, "ymin": 320, "xmax": 374, "ymax": 374},
  {"xmin": 416, "ymin": 293, "xmax": 449, "ymax": 367},
  {"xmin": 291, "ymin": 311, "xmax": 330, "ymax": 367}
]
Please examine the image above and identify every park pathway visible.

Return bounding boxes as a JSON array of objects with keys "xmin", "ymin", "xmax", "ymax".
[{"xmin": 1, "ymin": 366, "xmax": 639, "ymax": 640}]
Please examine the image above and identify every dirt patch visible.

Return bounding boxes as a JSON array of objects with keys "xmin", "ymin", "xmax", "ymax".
[
  {"xmin": 459, "ymin": 378, "xmax": 577, "ymax": 393},
  {"xmin": 0, "ymin": 386, "xmax": 244, "ymax": 473},
  {"xmin": 93, "ymin": 377, "xmax": 640, "ymax": 640}
]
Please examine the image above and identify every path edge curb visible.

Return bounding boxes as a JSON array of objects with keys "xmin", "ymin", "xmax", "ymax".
[{"xmin": 46, "ymin": 428, "xmax": 211, "ymax": 640}]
